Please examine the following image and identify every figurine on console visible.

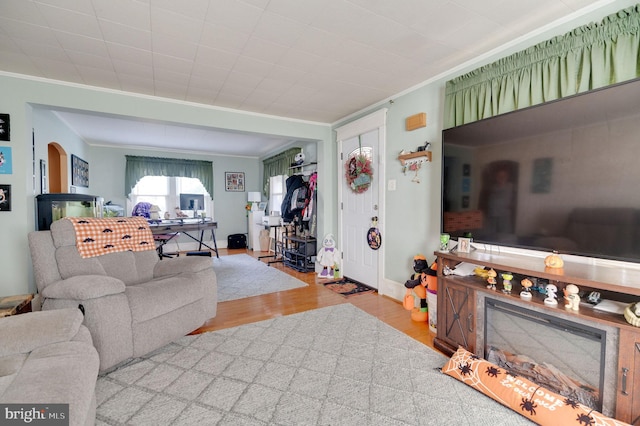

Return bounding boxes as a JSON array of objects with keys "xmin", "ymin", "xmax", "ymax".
[
  {"xmin": 486, "ymin": 269, "xmax": 497, "ymax": 291},
  {"xmin": 564, "ymin": 284, "xmax": 580, "ymax": 311},
  {"xmin": 544, "ymin": 283, "xmax": 558, "ymax": 306},
  {"xmin": 501, "ymin": 272, "xmax": 513, "ymax": 294},
  {"xmin": 519, "ymin": 278, "xmax": 533, "ymax": 300}
]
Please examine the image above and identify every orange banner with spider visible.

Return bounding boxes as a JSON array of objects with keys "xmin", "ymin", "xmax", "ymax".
[{"xmin": 442, "ymin": 347, "xmax": 629, "ymax": 426}]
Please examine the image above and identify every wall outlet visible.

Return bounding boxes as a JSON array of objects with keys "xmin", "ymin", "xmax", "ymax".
[{"xmin": 388, "ymin": 179, "xmax": 397, "ymax": 191}]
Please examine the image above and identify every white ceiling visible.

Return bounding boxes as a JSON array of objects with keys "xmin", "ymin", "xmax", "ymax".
[{"xmin": 0, "ymin": 0, "xmax": 609, "ymax": 156}]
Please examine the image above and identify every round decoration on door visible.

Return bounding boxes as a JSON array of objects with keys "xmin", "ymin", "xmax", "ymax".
[
  {"xmin": 345, "ymin": 154, "xmax": 373, "ymax": 194},
  {"xmin": 367, "ymin": 216, "xmax": 381, "ymax": 250}
]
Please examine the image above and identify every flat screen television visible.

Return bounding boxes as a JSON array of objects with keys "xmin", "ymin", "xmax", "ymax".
[
  {"xmin": 179, "ymin": 193, "xmax": 204, "ymax": 211},
  {"xmin": 442, "ymin": 76, "xmax": 640, "ymax": 263}
]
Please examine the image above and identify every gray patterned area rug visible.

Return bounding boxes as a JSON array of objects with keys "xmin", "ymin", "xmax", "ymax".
[
  {"xmin": 95, "ymin": 304, "xmax": 532, "ymax": 425},
  {"xmin": 213, "ymin": 254, "xmax": 307, "ymax": 302}
]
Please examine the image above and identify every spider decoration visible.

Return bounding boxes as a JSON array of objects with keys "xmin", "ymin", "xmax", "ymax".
[
  {"xmin": 576, "ymin": 412, "xmax": 595, "ymax": 426},
  {"xmin": 470, "ymin": 354, "xmax": 480, "ymax": 360},
  {"xmin": 485, "ymin": 366, "xmax": 501, "ymax": 378},
  {"xmin": 563, "ymin": 398, "xmax": 579, "ymax": 409},
  {"xmin": 458, "ymin": 362, "xmax": 473, "ymax": 377},
  {"xmin": 520, "ymin": 397, "xmax": 537, "ymax": 416}
]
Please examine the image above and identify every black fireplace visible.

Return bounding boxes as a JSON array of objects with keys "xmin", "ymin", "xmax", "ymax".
[{"xmin": 484, "ymin": 298, "xmax": 606, "ymax": 412}]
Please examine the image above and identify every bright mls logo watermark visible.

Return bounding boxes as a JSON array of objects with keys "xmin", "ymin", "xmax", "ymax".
[{"xmin": 1, "ymin": 404, "xmax": 68, "ymax": 425}]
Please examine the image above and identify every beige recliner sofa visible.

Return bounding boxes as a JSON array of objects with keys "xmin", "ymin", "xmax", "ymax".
[
  {"xmin": 0, "ymin": 308, "xmax": 99, "ymax": 426},
  {"xmin": 28, "ymin": 217, "xmax": 217, "ymax": 372}
]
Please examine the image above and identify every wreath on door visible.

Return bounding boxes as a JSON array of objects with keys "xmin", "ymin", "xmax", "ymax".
[{"xmin": 345, "ymin": 154, "xmax": 373, "ymax": 193}]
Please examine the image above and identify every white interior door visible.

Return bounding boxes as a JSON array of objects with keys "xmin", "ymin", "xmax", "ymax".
[{"xmin": 340, "ymin": 129, "xmax": 380, "ymax": 287}]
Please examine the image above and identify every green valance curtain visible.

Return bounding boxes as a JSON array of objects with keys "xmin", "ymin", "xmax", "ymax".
[
  {"xmin": 444, "ymin": 4, "xmax": 640, "ymax": 128},
  {"xmin": 262, "ymin": 147, "xmax": 301, "ymax": 196},
  {"xmin": 125, "ymin": 155, "xmax": 213, "ymax": 197}
]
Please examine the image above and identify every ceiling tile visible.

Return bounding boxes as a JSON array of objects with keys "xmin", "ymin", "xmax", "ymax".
[
  {"xmin": 252, "ymin": 11, "xmax": 306, "ymax": 47},
  {"xmin": 65, "ymin": 49, "xmax": 112, "ymax": 70},
  {"xmin": 106, "ymin": 43, "xmax": 153, "ymax": 67},
  {"xmin": 111, "ymin": 58, "xmax": 152, "ymax": 78},
  {"xmin": 241, "ymin": 36, "xmax": 288, "ymax": 64},
  {"xmin": 92, "ymin": 0, "xmax": 151, "ymax": 30},
  {"xmin": 53, "ymin": 31, "xmax": 109, "ymax": 56},
  {"xmin": 266, "ymin": 0, "xmax": 329, "ymax": 24},
  {"xmin": 152, "ymin": 53, "xmax": 193, "ymax": 75},
  {"xmin": 99, "ymin": 19, "xmax": 151, "ymax": 51},
  {"xmin": 0, "ymin": 50, "xmax": 41, "ymax": 75},
  {"xmin": 150, "ymin": 7, "xmax": 203, "ymax": 43},
  {"xmin": 194, "ymin": 45, "xmax": 238, "ymax": 70},
  {"xmin": 277, "ymin": 48, "xmax": 323, "ymax": 73},
  {"xmin": 14, "ymin": 38, "xmax": 68, "ymax": 61},
  {"xmin": 76, "ymin": 65, "xmax": 119, "ymax": 87},
  {"xmin": 36, "ymin": 2, "xmax": 102, "ymax": 37},
  {"xmin": 151, "ymin": 32, "xmax": 198, "ymax": 61},
  {"xmin": 0, "ymin": 18, "xmax": 59, "ymax": 46},
  {"xmin": 36, "ymin": 0, "xmax": 95, "ymax": 14},
  {"xmin": 199, "ymin": 22, "xmax": 249, "ymax": 53},
  {"xmin": 0, "ymin": 0, "xmax": 48, "ymax": 26},
  {"xmin": 232, "ymin": 55, "xmax": 274, "ymax": 76},
  {"xmin": 31, "ymin": 57, "xmax": 82, "ymax": 80},
  {"xmin": 190, "ymin": 62, "xmax": 229, "ymax": 81},
  {"xmin": 205, "ymin": 0, "xmax": 263, "ymax": 33},
  {"xmin": 149, "ymin": 0, "xmax": 210, "ymax": 20}
]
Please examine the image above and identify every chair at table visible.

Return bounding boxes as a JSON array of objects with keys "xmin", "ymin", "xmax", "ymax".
[{"xmin": 153, "ymin": 232, "xmax": 180, "ymax": 258}]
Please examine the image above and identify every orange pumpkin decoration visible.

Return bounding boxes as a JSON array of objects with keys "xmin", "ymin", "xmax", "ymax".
[{"xmin": 544, "ymin": 251, "xmax": 564, "ymax": 268}]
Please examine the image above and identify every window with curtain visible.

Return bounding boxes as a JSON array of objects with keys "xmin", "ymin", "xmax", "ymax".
[
  {"xmin": 262, "ymin": 148, "xmax": 301, "ymax": 197},
  {"xmin": 128, "ymin": 176, "xmax": 214, "ymax": 219},
  {"xmin": 444, "ymin": 4, "xmax": 640, "ymax": 128},
  {"xmin": 125, "ymin": 155, "xmax": 213, "ymax": 198}
]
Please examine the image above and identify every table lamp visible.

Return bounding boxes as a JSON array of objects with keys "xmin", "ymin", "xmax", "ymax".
[{"xmin": 248, "ymin": 192, "xmax": 261, "ymax": 211}]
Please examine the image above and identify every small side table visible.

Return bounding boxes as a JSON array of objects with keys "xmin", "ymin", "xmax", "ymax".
[{"xmin": 0, "ymin": 294, "xmax": 34, "ymax": 317}]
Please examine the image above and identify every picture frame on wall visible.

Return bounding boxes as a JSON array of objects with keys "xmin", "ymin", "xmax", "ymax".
[
  {"xmin": 0, "ymin": 184, "xmax": 11, "ymax": 211},
  {"xmin": 71, "ymin": 154, "xmax": 89, "ymax": 187},
  {"xmin": 225, "ymin": 172, "xmax": 245, "ymax": 192},
  {"xmin": 0, "ymin": 114, "xmax": 9, "ymax": 141},
  {"xmin": 0, "ymin": 147, "xmax": 12, "ymax": 174}
]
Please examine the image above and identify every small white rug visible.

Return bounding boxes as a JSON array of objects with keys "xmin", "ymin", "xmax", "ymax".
[{"xmin": 213, "ymin": 254, "xmax": 308, "ymax": 302}]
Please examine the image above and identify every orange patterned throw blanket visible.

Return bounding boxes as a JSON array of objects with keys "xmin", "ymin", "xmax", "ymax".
[{"xmin": 65, "ymin": 217, "xmax": 155, "ymax": 259}]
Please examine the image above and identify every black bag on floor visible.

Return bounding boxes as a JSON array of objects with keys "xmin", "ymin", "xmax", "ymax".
[{"xmin": 227, "ymin": 233, "xmax": 247, "ymax": 249}]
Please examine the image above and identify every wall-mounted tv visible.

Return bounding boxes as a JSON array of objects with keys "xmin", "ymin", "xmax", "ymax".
[
  {"xmin": 442, "ymin": 76, "xmax": 640, "ymax": 263},
  {"xmin": 179, "ymin": 193, "xmax": 204, "ymax": 211}
]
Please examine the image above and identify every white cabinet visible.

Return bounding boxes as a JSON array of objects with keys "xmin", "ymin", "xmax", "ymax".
[{"xmin": 247, "ymin": 211, "xmax": 265, "ymax": 250}]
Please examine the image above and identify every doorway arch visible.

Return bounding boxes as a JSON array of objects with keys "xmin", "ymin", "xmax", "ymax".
[{"xmin": 47, "ymin": 142, "xmax": 68, "ymax": 193}]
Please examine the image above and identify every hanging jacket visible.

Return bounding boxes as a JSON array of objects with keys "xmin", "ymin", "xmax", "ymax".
[{"xmin": 281, "ymin": 175, "xmax": 307, "ymax": 222}]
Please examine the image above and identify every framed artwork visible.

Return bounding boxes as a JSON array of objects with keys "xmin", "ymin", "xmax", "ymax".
[
  {"xmin": 71, "ymin": 154, "xmax": 89, "ymax": 187},
  {"xmin": 0, "ymin": 147, "xmax": 12, "ymax": 174},
  {"xmin": 0, "ymin": 114, "xmax": 9, "ymax": 141},
  {"xmin": 458, "ymin": 237, "xmax": 471, "ymax": 253},
  {"xmin": 225, "ymin": 172, "xmax": 245, "ymax": 192},
  {"xmin": 0, "ymin": 184, "xmax": 10, "ymax": 211}
]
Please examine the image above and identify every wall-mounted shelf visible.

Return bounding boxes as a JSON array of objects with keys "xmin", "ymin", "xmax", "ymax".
[
  {"xmin": 289, "ymin": 162, "xmax": 317, "ymax": 170},
  {"xmin": 398, "ymin": 151, "xmax": 432, "ymax": 165}
]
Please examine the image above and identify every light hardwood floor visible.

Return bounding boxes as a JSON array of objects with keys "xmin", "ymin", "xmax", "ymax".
[{"xmin": 193, "ymin": 248, "xmax": 437, "ymax": 352}]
